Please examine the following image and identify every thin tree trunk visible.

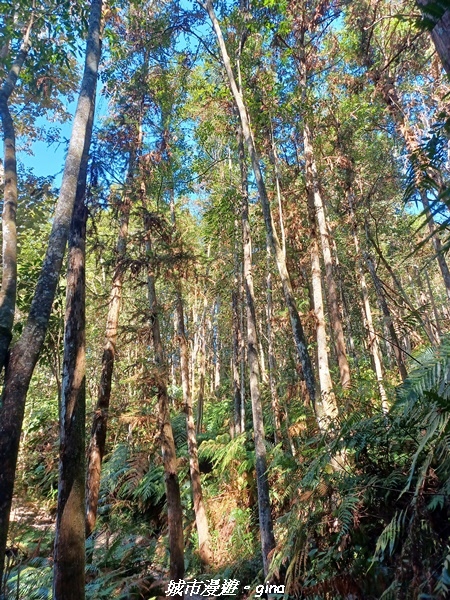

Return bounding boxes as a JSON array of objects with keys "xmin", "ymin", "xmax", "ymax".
[
  {"xmin": 85, "ymin": 153, "xmax": 134, "ymax": 537},
  {"xmin": 168, "ymin": 179, "xmax": 212, "ymax": 565},
  {"xmin": 258, "ymin": 318, "xmax": 268, "ymax": 385},
  {"xmin": 365, "ymin": 253, "xmax": 408, "ymax": 381},
  {"xmin": 380, "ymin": 81, "xmax": 450, "ymax": 300},
  {"xmin": 424, "ymin": 269, "xmax": 443, "ymax": 339},
  {"xmin": 0, "ymin": 0, "xmax": 102, "ymax": 581},
  {"xmin": 212, "ymin": 298, "xmax": 221, "ymax": 392},
  {"xmin": 239, "ymin": 274, "xmax": 246, "ymax": 434},
  {"xmin": 266, "ymin": 244, "xmax": 282, "ymax": 445},
  {"xmin": 53, "ymin": 147, "xmax": 89, "ymax": 600},
  {"xmin": 348, "ymin": 194, "xmax": 388, "ymax": 411},
  {"xmin": 144, "ymin": 220, "xmax": 184, "ymax": 580},
  {"xmin": 307, "ymin": 192, "xmax": 337, "ymax": 427},
  {"xmin": 420, "ymin": 192, "xmax": 450, "ymax": 300},
  {"xmin": 238, "ymin": 128, "xmax": 275, "ymax": 577},
  {"xmin": 196, "ymin": 295, "xmax": 207, "ymax": 435},
  {"xmin": 303, "ymin": 123, "xmax": 350, "ymax": 389},
  {"xmin": 175, "ymin": 285, "xmax": 212, "ymax": 565},
  {"xmin": 269, "ymin": 122, "xmax": 286, "ymax": 258},
  {"xmin": 202, "ymin": 0, "xmax": 316, "ymax": 407},
  {"xmin": 366, "ymin": 229, "xmax": 433, "ymax": 345},
  {"xmin": 0, "ymin": 17, "xmax": 33, "ymax": 372},
  {"xmin": 232, "ymin": 284, "xmax": 242, "ymax": 435},
  {"xmin": 413, "ymin": 267, "xmax": 441, "ymax": 345}
]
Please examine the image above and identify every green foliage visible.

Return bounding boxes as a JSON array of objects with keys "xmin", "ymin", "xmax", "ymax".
[{"xmin": 270, "ymin": 339, "xmax": 450, "ymax": 598}]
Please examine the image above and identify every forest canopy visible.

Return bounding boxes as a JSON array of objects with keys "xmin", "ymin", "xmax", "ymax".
[{"xmin": 1, "ymin": 0, "xmax": 450, "ymax": 599}]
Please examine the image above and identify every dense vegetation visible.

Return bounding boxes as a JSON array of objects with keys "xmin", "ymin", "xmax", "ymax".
[{"xmin": 1, "ymin": 0, "xmax": 450, "ymax": 598}]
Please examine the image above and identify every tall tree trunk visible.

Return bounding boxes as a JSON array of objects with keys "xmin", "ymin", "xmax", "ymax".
[
  {"xmin": 0, "ymin": 17, "xmax": 33, "ymax": 372},
  {"xmin": 307, "ymin": 191, "xmax": 338, "ymax": 427},
  {"xmin": 303, "ymin": 123, "xmax": 351, "ymax": 389},
  {"xmin": 232, "ymin": 269, "xmax": 243, "ymax": 436},
  {"xmin": 202, "ymin": 0, "xmax": 316, "ymax": 407},
  {"xmin": 418, "ymin": 0, "xmax": 450, "ymax": 74},
  {"xmin": 364, "ymin": 253, "xmax": 408, "ymax": 381},
  {"xmin": 0, "ymin": 0, "xmax": 102, "ymax": 581},
  {"xmin": 348, "ymin": 194, "xmax": 388, "ymax": 411},
  {"xmin": 168, "ymin": 180, "xmax": 212, "ymax": 565},
  {"xmin": 266, "ymin": 244, "xmax": 282, "ymax": 445},
  {"xmin": 85, "ymin": 151, "xmax": 135, "ymax": 537},
  {"xmin": 212, "ymin": 298, "xmax": 221, "ymax": 392},
  {"xmin": 238, "ymin": 128, "xmax": 275, "ymax": 577},
  {"xmin": 196, "ymin": 295, "xmax": 207, "ymax": 435},
  {"xmin": 53, "ymin": 146, "xmax": 89, "ymax": 600},
  {"xmin": 144, "ymin": 220, "xmax": 184, "ymax": 580},
  {"xmin": 175, "ymin": 285, "xmax": 212, "ymax": 565},
  {"xmin": 239, "ymin": 276, "xmax": 246, "ymax": 434}
]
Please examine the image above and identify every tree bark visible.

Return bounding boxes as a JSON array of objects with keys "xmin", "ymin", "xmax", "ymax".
[
  {"xmin": 196, "ymin": 296, "xmax": 207, "ymax": 435},
  {"xmin": 348, "ymin": 194, "xmax": 388, "ymax": 412},
  {"xmin": 175, "ymin": 284, "xmax": 212, "ymax": 565},
  {"xmin": 364, "ymin": 253, "xmax": 408, "ymax": 381},
  {"xmin": 307, "ymin": 189, "xmax": 338, "ymax": 427},
  {"xmin": 85, "ymin": 153, "xmax": 134, "ymax": 537},
  {"xmin": 266, "ymin": 244, "xmax": 282, "ymax": 445},
  {"xmin": 202, "ymin": 0, "xmax": 316, "ymax": 407},
  {"xmin": 418, "ymin": 0, "xmax": 450, "ymax": 74},
  {"xmin": 232, "ymin": 283, "xmax": 243, "ymax": 436},
  {"xmin": 0, "ymin": 0, "xmax": 102, "ymax": 581},
  {"xmin": 144, "ymin": 220, "xmax": 184, "ymax": 581},
  {"xmin": 303, "ymin": 123, "xmax": 351, "ymax": 389},
  {"xmin": 0, "ymin": 17, "xmax": 33, "ymax": 373},
  {"xmin": 238, "ymin": 128, "xmax": 275, "ymax": 577},
  {"xmin": 53, "ymin": 146, "xmax": 89, "ymax": 600}
]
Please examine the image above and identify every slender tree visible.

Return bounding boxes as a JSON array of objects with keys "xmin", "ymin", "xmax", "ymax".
[
  {"xmin": 85, "ymin": 147, "xmax": 136, "ymax": 537},
  {"xmin": 0, "ymin": 16, "xmax": 34, "ymax": 373},
  {"xmin": 144, "ymin": 214, "xmax": 184, "ymax": 580},
  {"xmin": 201, "ymin": 0, "xmax": 317, "ymax": 407},
  {"xmin": 53, "ymin": 106, "xmax": 91, "ymax": 598},
  {"xmin": 238, "ymin": 127, "xmax": 275, "ymax": 576},
  {"xmin": 0, "ymin": 0, "xmax": 102, "ymax": 579}
]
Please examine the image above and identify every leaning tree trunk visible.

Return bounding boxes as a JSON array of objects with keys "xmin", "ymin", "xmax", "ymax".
[
  {"xmin": 348, "ymin": 194, "xmax": 388, "ymax": 412},
  {"xmin": 364, "ymin": 252, "xmax": 408, "ymax": 382},
  {"xmin": 53, "ymin": 138, "xmax": 90, "ymax": 600},
  {"xmin": 85, "ymin": 148, "xmax": 135, "ymax": 537},
  {"xmin": 303, "ymin": 123, "xmax": 351, "ymax": 389},
  {"xmin": 0, "ymin": 0, "xmax": 102, "ymax": 582},
  {"xmin": 238, "ymin": 128, "xmax": 275, "ymax": 577},
  {"xmin": 379, "ymin": 79, "xmax": 450, "ymax": 301},
  {"xmin": 0, "ymin": 17, "xmax": 33, "ymax": 373},
  {"xmin": 144, "ymin": 218, "xmax": 184, "ymax": 580},
  {"xmin": 202, "ymin": 0, "xmax": 316, "ymax": 407}
]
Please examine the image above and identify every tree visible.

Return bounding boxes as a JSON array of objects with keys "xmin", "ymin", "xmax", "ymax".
[
  {"xmin": 200, "ymin": 0, "xmax": 317, "ymax": 411},
  {"xmin": 418, "ymin": 0, "xmax": 450, "ymax": 74},
  {"xmin": 53, "ymin": 104, "xmax": 92, "ymax": 598},
  {"xmin": 0, "ymin": 0, "xmax": 102, "ymax": 580}
]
